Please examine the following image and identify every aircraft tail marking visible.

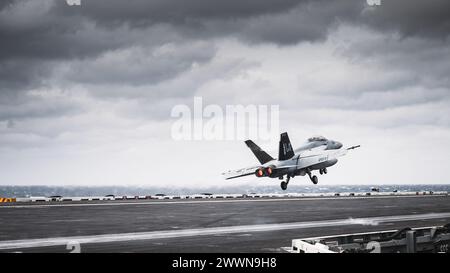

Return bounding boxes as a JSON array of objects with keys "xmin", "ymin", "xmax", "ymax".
[{"xmin": 278, "ymin": 132, "xmax": 294, "ymax": 161}]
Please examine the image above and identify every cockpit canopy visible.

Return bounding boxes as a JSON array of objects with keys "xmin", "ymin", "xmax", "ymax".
[{"xmin": 307, "ymin": 136, "xmax": 328, "ymax": 142}]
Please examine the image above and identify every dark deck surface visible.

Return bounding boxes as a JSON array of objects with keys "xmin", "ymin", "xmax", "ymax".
[{"xmin": 1, "ymin": 195, "xmax": 449, "ymax": 252}]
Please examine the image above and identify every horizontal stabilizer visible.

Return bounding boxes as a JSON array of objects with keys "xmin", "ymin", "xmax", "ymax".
[
  {"xmin": 222, "ymin": 166, "xmax": 259, "ymax": 180},
  {"xmin": 245, "ymin": 140, "xmax": 274, "ymax": 165}
]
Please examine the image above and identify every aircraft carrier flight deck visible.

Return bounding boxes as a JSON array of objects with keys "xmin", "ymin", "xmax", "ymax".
[{"xmin": 1, "ymin": 193, "xmax": 449, "ymax": 253}]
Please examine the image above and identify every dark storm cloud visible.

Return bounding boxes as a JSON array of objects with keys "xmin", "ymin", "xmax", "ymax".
[
  {"xmin": 50, "ymin": 0, "xmax": 450, "ymax": 45},
  {"xmin": 0, "ymin": 0, "xmax": 306, "ymax": 60},
  {"xmin": 340, "ymin": 33, "xmax": 450, "ymax": 90},
  {"xmin": 1, "ymin": 0, "xmax": 449, "ymax": 89},
  {"xmin": 200, "ymin": 0, "xmax": 362, "ymax": 45},
  {"xmin": 0, "ymin": 1, "xmax": 16, "ymax": 10},
  {"xmin": 52, "ymin": 0, "xmax": 362, "ymax": 45},
  {"xmin": 362, "ymin": 0, "xmax": 450, "ymax": 39},
  {"xmin": 0, "ymin": 59, "xmax": 53, "ymax": 91},
  {"xmin": 0, "ymin": 0, "xmax": 302, "ymax": 91},
  {"xmin": 2, "ymin": 0, "xmax": 449, "ymax": 64},
  {"xmin": 51, "ymin": 0, "xmax": 302, "ymax": 25},
  {"xmin": 1, "ymin": 0, "xmax": 449, "ymax": 119}
]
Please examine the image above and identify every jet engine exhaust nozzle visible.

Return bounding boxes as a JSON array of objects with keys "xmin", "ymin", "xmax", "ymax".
[{"xmin": 255, "ymin": 168, "xmax": 265, "ymax": 177}]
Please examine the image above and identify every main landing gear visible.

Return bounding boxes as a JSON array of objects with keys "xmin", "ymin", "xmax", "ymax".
[
  {"xmin": 279, "ymin": 168, "xmax": 324, "ymax": 189},
  {"xmin": 307, "ymin": 170, "xmax": 318, "ymax": 184},
  {"xmin": 280, "ymin": 176, "xmax": 291, "ymax": 191}
]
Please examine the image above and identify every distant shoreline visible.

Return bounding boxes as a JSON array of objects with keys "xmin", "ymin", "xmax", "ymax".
[{"xmin": 1, "ymin": 184, "xmax": 449, "ymax": 198}]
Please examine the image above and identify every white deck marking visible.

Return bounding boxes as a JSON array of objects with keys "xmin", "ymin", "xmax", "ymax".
[
  {"xmin": 0, "ymin": 212, "xmax": 449, "ymax": 250},
  {"xmin": 0, "ymin": 194, "xmax": 447, "ymax": 209}
]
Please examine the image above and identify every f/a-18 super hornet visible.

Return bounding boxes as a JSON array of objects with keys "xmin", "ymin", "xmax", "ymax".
[{"xmin": 222, "ymin": 132, "xmax": 360, "ymax": 190}]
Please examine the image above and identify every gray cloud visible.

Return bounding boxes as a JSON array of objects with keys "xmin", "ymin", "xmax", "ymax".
[
  {"xmin": 1, "ymin": 0, "xmax": 449, "ymax": 95},
  {"xmin": 0, "ymin": 0, "xmax": 449, "ymax": 122},
  {"xmin": 0, "ymin": 95, "xmax": 81, "ymax": 124},
  {"xmin": 2, "ymin": 0, "xmax": 449, "ymax": 64},
  {"xmin": 361, "ymin": 0, "xmax": 450, "ymax": 39},
  {"xmin": 65, "ymin": 41, "xmax": 217, "ymax": 86},
  {"xmin": 51, "ymin": 0, "xmax": 302, "ymax": 25}
]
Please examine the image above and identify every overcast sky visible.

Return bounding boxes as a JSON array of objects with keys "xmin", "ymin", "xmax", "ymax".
[{"xmin": 1, "ymin": 0, "xmax": 449, "ymax": 187}]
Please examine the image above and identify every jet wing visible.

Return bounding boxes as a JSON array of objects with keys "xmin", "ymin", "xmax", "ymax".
[{"xmin": 222, "ymin": 166, "xmax": 260, "ymax": 180}]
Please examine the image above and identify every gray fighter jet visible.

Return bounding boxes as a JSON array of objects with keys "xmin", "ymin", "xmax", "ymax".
[{"xmin": 223, "ymin": 132, "xmax": 360, "ymax": 190}]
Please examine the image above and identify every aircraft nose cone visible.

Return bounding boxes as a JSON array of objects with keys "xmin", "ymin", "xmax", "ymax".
[{"xmin": 335, "ymin": 141, "xmax": 343, "ymax": 149}]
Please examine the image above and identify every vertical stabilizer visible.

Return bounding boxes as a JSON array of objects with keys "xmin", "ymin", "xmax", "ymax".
[{"xmin": 278, "ymin": 132, "xmax": 294, "ymax": 160}]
